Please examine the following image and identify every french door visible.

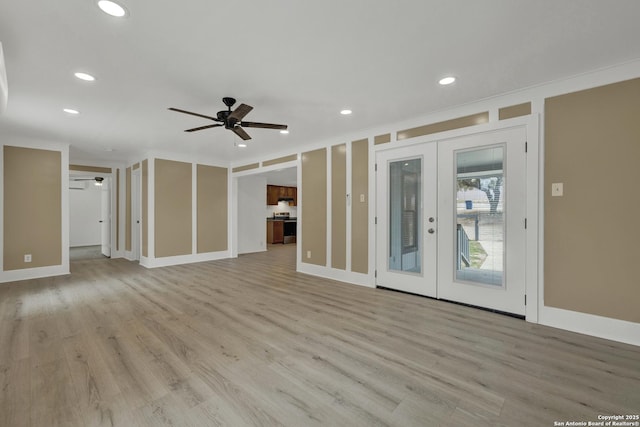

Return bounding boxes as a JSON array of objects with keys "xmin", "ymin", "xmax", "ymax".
[
  {"xmin": 376, "ymin": 143, "xmax": 438, "ymax": 296},
  {"xmin": 376, "ymin": 127, "xmax": 527, "ymax": 315}
]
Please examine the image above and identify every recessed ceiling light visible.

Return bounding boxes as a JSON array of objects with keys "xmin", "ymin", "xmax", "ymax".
[
  {"xmin": 439, "ymin": 76, "xmax": 456, "ymax": 85},
  {"xmin": 280, "ymin": 130, "xmax": 289, "ymax": 134},
  {"xmin": 340, "ymin": 109, "xmax": 352, "ymax": 115},
  {"xmin": 74, "ymin": 72, "xmax": 95, "ymax": 81},
  {"xmin": 63, "ymin": 108, "xmax": 79, "ymax": 115},
  {"xmin": 97, "ymin": 0, "xmax": 127, "ymax": 17},
  {"xmin": 238, "ymin": 143, "xmax": 247, "ymax": 148}
]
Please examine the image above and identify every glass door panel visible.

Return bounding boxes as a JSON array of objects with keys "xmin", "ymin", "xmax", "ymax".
[
  {"xmin": 389, "ymin": 158, "xmax": 422, "ymax": 274},
  {"xmin": 455, "ymin": 146, "xmax": 505, "ymax": 286}
]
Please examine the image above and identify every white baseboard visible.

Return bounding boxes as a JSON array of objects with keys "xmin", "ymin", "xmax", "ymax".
[
  {"xmin": 297, "ymin": 262, "xmax": 374, "ymax": 288},
  {"xmin": 140, "ymin": 251, "xmax": 231, "ymax": 269},
  {"xmin": 0, "ymin": 265, "xmax": 70, "ymax": 284},
  {"xmin": 540, "ymin": 305, "xmax": 640, "ymax": 347}
]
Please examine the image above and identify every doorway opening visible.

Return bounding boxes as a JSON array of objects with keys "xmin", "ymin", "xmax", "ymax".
[
  {"xmin": 236, "ymin": 166, "xmax": 298, "ymax": 256},
  {"xmin": 69, "ymin": 173, "xmax": 112, "ymax": 261}
]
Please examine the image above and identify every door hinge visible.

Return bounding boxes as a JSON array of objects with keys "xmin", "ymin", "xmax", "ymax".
[
  {"xmin": 524, "ymin": 218, "xmax": 527, "ymax": 229},
  {"xmin": 525, "ymin": 141, "xmax": 528, "ymax": 153},
  {"xmin": 375, "ymin": 216, "xmax": 377, "ymax": 225},
  {"xmin": 375, "ymin": 163, "xmax": 378, "ymax": 172},
  {"xmin": 525, "ymin": 294, "xmax": 527, "ymax": 305},
  {"xmin": 375, "ymin": 270, "xmax": 377, "ymax": 278}
]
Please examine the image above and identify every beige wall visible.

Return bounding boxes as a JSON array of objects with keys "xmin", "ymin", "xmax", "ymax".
[
  {"xmin": 263, "ymin": 154, "xmax": 297, "ymax": 167},
  {"xmin": 155, "ymin": 159, "xmax": 192, "ymax": 257},
  {"xmin": 125, "ymin": 167, "xmax": 131, "ymax": 251},
  {"xmin": 331, "ymin": 144, "xmax": 346, "ymax": 270},
  {"xmin": 197, "ymin": 164, "xmax": 228, "ymax": 253},
  {"xmin": 3, "ymin": 146, "xmax": 61, "ymax": 270},
  {"xmin": 69, "ymin": 164, "xmax": 111, "ymax": 174},
  {"xmin": 141, "ymin": 160, "xmax": 148, "ymax": 257},
  {"xmin": 397, "ymin": 112, "xmax": 489, "ymax": 140},
  {"xmin": 351, "ymin": 139, "xmax": 369, "ymax": 274},
  {"xmin": 302, "ymin": 148, "xmax": 327, "ymax": 266},
  {"xmin": 545, "ymin": 78, "xmax": 640, "ymax": 323},
  {"xmin": 499, "ymin": 102, "xmax": 531, "ymax": 120}
]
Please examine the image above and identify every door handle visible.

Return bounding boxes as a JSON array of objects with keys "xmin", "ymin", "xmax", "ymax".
[
  {"xmin": 99, "ymin": 220, "xmax": 103, "ymax": 223},
  {"xmin": 428, "ymin": 228, "xmax": 435, "ymax": 234}
]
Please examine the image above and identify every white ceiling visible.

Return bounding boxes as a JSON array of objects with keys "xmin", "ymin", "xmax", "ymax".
[{"xmin": 1, "ymin": 1, "xmax": 640, "ymax": 165}]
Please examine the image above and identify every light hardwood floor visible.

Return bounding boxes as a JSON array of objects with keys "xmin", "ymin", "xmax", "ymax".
[{"xmin": 1, "ymin": 244, "xmax": 639, "ymax": 426}]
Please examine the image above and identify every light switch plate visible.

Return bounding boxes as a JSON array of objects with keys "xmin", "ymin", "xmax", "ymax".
[
  {"xmin": 360, "ymin": 194, "xmax": 365, "ymax": 203},
  {"xmin": 552, "ymin": 183, "xmax": 563, "ymax": 197}
]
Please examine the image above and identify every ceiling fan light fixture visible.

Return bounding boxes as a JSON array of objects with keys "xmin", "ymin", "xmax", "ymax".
[
  {"xmin": 340, "ymin": 109, "xmax": 352, "ymax": 115},
  {"xmin": 63, "ymin": 108, "xmax": 79, "ymax": 115},
  {"xmin": 97, "ymin": 0, "xmax": 127, "ymax": 17},
  {"xmin": 280, "ymin": 130, "xmax": 289, "ymax": 134},
  {"xmin": 439, "ymin": 76, "xmax": 456, "ymax": 85},
  {"xmin": 237, "ymin": 143, "xmax": 247, "ymax": 148},
  {"xmin": 94, "ymin": 177, "xmax": 104, "ymax": 186},
  {"xmin": 74, "ymin": 72, "xmax": 95, "ymax": 81}
]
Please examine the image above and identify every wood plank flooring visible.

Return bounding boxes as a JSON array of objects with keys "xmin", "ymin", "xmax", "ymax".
[{"xmin": 1, "ymin": 244, "xmax": 639, "ymax": 426}]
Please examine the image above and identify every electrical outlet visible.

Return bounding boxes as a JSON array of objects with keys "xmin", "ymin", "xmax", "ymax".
[
  {"xmin": 306, "ymin": 250, "xmax": 311, "ymax": 259},
  {"xmin": 552, "ymin": 182, "xmax": 564, "ymax": 197},
  {"xmin": 360, "ymin": 194, "xmax": 365, "ymax": 203},
  {"xmin": 24, "ymin": 254, "xmax": 32, "ymax": 263}
]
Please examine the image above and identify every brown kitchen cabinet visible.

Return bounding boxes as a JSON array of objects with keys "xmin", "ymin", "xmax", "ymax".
[
  {"xmin": 266, "ymin": 185, "xmax": 297, "ymax": 206},
  {"xmin": 266, "ymin": 220, "xmax": 284, "ymax": 244},
  {"xmin": 267, "ymin": 185, "xmax": 280, "ymax": 205}
]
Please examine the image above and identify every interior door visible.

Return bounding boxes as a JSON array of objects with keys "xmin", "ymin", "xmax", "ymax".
[
  {"xmin": 376, "ymin": 143, "xmax": 437, "ymax": 297},
  {"xmin": 100, "ymin": 179, "xmax": 111, "ymax": 257},
  {"xmin": 437, "ymin": 127, "xmax": 527, "ymax": 315}
]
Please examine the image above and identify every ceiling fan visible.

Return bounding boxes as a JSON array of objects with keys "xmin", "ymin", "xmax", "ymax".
[
  {"xmin": 71, "ymin": 177, "xmax": 104, "ymax": 186},
  {"xmin": 168, "ymin": 97, "xmax": 288, "ymax": 141}
]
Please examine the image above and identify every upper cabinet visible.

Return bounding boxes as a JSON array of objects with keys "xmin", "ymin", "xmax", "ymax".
[{"xmin": 267, "ymin": 185, "xmax": 297, "ymax": 206}]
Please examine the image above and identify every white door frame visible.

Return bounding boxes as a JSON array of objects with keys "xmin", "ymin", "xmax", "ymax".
[
  {"xmin": 132, "ymin": 168, "xmax": 141, "ymax": 261},
  {"xmin": 100, "ymin": 177, "xmax": 111, "ymax": 257}
]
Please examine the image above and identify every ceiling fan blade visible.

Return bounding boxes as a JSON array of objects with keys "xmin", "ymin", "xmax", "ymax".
[
  {"xmin": 232, "ymin": 126, "xmax": 252, "ymax": 140},
  {"xmin": 241, "ymin": 121, "xmax": 288, "ymax": 130},
  {"xmin": 168, "ymin": 107, "xmax": 220, "ymax": 122},
  {"xmin": 185, "ymin": 124, "xmax": 223, "ymax": 132},
  {"xmin": 228, "ymin": 103, "xmax": 253, "ymax": 122}
]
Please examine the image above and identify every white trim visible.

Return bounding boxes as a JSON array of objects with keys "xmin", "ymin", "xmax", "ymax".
[
  {"xmin": 297, "ymin": 263, "xmax": 374, "ymax": 288},
  {"xmin": 524, "ymin": 115, "xmax": 540, "ymax": 323},
  {"xmin": 131, "ymin": 167, "xmax": 141, "ymax": 261},
  {"xmin": 1, "ymin": 265, "xmax": 70, "ymax": 284},
  {"xmin": 368, "ymin": 137, "xmax": 376, "ymax": 281},
  {"xmin": 345, "ymin": 140, "xmax": 352, "ymax": 272},
  {"xmin": 147, "ymin": 157, "xmax": 155, "ymax": 259},
  {"xmin": 325, "ymin": 147, "xmax": 332, "ymax": 268},
  {"xmin": 296, "ymin": 162, "xmax": 302, "ymax": 271},
  {"xmin": 226, "ymin": 165, "xmax": 234, "ymax": 258},
  {"xmin": 539, "ymin": 306, "xmax": 640, "ymax": 347},
  {"xmin": 141, "ymin": 250, "xmax": 231, "ymax": 268},
  {"xmin": 192, "ymin": 163, "xmax": 198, "ymax": 255},
  {"xmin": 230, "ymin": 174, "xmax": 239, "ymax": 258}
]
